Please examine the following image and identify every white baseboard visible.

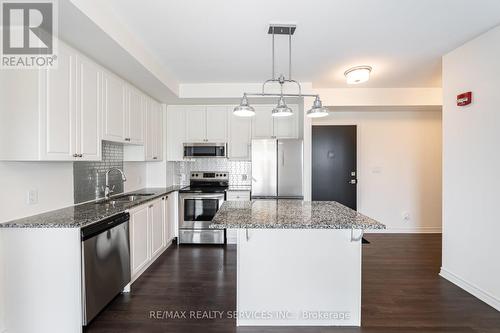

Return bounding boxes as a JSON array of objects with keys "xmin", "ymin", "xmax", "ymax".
[
  {"xmin": 440, "ymin": 268, "xmax": 500, "ymax": 312},
  {"xmin": 367, "ymin": 227, "xmax": 442, "ymax": 234}
]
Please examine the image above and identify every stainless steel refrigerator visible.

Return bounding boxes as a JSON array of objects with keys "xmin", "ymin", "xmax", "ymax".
[{"xmin": 251, "ymin": 139, "xmax": 303, "ymax": 199}]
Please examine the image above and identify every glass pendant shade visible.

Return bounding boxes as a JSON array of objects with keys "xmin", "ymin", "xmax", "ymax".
[
  {"xmin": 233, "ymin": 94, "xmax": 255, "ymax": 117},
  {"xmin": 306, "ymin": 96, "xmax": 329, "ymax": 118},
  {"xmin": 271, "ymin": 96, "xmax": 293, "ymax": 117}
]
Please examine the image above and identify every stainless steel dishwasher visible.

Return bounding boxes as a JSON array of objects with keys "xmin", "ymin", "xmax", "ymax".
[{"xmin": 81, "ymin": 212, "xmax": 131, "ymax": 325}]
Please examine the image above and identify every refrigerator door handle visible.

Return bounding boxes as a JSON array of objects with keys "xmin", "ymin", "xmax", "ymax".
[{"xmin": 282, "ymin": 150, "xmax": 285, "ymax": 166}]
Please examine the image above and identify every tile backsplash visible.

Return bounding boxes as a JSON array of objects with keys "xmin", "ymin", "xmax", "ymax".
[
  {"xmin": 73, "ymin": 141, "xmax": 124, "ymax": 204},
  {"xmin": 173, "ymin": 159, "xmax": 251, "ymax": 186}
]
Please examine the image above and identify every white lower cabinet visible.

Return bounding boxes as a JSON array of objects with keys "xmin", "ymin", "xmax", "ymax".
[
  {"xmin": 150, "ymin": 198, "xmax": 165, "ymax": 258},
  {"xmin": 129, "ymin": 195, "xmax": 173, "ymax": 282},
  {"xmin": 226, "ymin": 190, "xmax": 251, "ymax": 244},
  {"xmin": 130, "ymin": 205, "xmax": 150, "ymax": 277}
]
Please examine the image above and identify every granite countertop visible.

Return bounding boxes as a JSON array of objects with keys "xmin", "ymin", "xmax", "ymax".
[
  {"xmin": 210, "ymin": 200, "xmax": 385, "ymax": 230},
  {"xmin": 0, "ymin": 186, "xmax": 184, "ymax": 229}
]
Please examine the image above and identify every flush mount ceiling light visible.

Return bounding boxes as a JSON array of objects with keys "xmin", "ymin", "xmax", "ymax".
[
  {"xmin": 344, "ymin": 66, "xmax": 372, "ymax": 84},
  {"xmin": 234, "ymin": 24, "xmax": 327, "ymax": 119},
  {"xmin": 233, "ymin": 94, "xmax": 255, "ymax": 117}
]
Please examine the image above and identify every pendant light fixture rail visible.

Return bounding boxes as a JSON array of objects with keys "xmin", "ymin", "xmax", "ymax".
[{"xmin": 234, "ymin": 24, "xmax": 329, "ymax": 118}]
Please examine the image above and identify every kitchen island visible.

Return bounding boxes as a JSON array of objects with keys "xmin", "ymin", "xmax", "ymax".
[{"xmin": 210, "ymin": 200, "xmax": 385, "ymax": 327}]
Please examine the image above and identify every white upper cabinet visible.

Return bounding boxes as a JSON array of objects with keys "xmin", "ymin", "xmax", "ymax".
[
  {"xmin": 40, "ymin": 42, "xmax": 76, "ymax": 160},
  {"xmin": 252, "ymin": 105, "xmax": 274, "ymax": 139},
  {"xmin": 0, "ymin": 38, "xmax": 164, "ymax": 162},
  {"xmin": 185, "ymin": 106, "xmax": 228, "ymax": 143},
  {"xmin": 166, "ymin": 105, "xmax": 187, "ymax": 161},
  {"xmin": 228, "ymin": 110, "xmax": 252, "ymax": 160},
  {"xmin": 145, "ymin": 98, "xmax": 163, "ymax": 161},
  {"xmin": 185, "ymin": 106, "xmax": 206, "ymax": 142},
  {"xmin": 206, "ymin": 106, "xmax": 228, "ymax": 142},
  {"xmin": 252, "ymin": 104, "xmax": 298, "ymax": 139},
  {"xmin": 273, "ymin": 104, "xmax": 299, "ymax": 139},
  {"xmin": 126, "ymin": 86, "xmax": 145, "ymax": 144},
  {"xmin": 153, "ymin": 100, "xmax": 164, "ymax": 161},
  {"xmin": 102, "ymin": 71, "xmax": 126, "ymax": 142},
  {"xmin": 77, "ymin": 54, "xmax": 102, "ymax": 160},
  {"xmin": 39, "ymin": 42, "xmax": 102, "ymax": 161}
]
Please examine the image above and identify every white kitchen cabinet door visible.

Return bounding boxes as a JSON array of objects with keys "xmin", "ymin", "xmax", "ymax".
[
  {"xmin": 130, "ymin": 206, "xmax": 150, "ymax": 278},
  {"xmin": 150, "ymin": 199, "xmax": 164, "ymax": 258},
  {"xmin": 274, "ymin": 104, "xmax": 298, "ymax": 139},
  {"xmin": 40, "ymin": 43, "xmax": 76, "ymax": 160},
  {"xmin": 166, "ymin": 105, "xmax": 186, "ymax": 161},
  {"xmin": 252, "ymin": 105, "xmax": 274, "ymax": 139},
  {"xmin": 167, "ymin": 191, "xmax": 179, "ymax": 239},
  {"xmin": 102, "ymin": 72, "xmax": 126, "ymax": 142},
  {"xmin": 154, "ymin": 101, "xmax": 163, "ymax": 161},
  {"xmin": 145, "ymin": 98, "xmax": 155, "ymax": 160},
  {"xmin": 228, "ymin": 111, "xmax": 252, "ymax": 160},
  {"xmin": 126, "ymin": 87, "xmax": 145, "ymax": 144},
  {"xmin": 206, "ymin": 106, "xmax": 228, "ymax": 142},
  {"xmin": 77, "ymin": 55, "xmax": 101, "ymax": 160},
  {"xmin": 162, "ymin": 196, "xmax": 171, "ymax": 248},
  {"xmin": 185, "ymin": 106, "xmax": 206, "ymax": 142},
  {"xmin": 145, "ymin": 99, "xmax": 163, "ymax": 161}
]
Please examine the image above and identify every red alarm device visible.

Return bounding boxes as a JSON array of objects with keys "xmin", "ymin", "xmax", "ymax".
[{"xmin": 457, "ymin": 92, "xmax": 472, "ymax": 106}]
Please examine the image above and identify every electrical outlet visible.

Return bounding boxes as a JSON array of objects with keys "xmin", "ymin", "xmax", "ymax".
[
  {"xmin": 402, "ymin": 212, "xmax": 410, "ymax": 222},
  {"xmin": 27, "ymin": 189, "xmax": 38, "ymax": 205}
]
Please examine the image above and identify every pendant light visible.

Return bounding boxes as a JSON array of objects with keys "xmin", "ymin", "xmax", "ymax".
[
  {"xmin": 306, "ymin": 96, "xmax": 329, "ymax": 118},
  {"xmin": 235, "ymin": 24, "xmax": 330, "ymax": 119},
  {"xmin": 272, "ymin": 95, "xmax": 293, "ymax": 117},
  {"xmin": 233, "ymin": 94, "xmax": 255, "ymax": 117}
]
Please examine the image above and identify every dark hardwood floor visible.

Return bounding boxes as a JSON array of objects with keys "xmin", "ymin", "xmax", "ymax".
[{"xmin": 84, "ymin": 234, "xmax": 500, "ymax": 333}]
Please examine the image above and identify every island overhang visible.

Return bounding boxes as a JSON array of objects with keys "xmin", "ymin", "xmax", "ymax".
[{"xmin": 210, "ymin": 199, "xmax": 385, "ymax": 230}]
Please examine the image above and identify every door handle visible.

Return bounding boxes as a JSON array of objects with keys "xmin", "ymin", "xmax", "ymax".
[{"xmin": 281, "ymin": 150, "xmax": 285, "ymax": 166}]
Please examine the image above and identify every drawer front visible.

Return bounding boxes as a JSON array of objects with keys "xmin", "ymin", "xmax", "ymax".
[
  {"xmin": 226, "ymin": 191, "xmax": 251, "ymax": 201},
  {"xmin": 179, "ymin": 229, "xmax": 225, "ymax": 244}
]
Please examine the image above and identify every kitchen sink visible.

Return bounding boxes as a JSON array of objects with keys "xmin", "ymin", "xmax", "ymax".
[{"xmin": 95, "ymin": 193, "xmax": 154, "ymax": 205}]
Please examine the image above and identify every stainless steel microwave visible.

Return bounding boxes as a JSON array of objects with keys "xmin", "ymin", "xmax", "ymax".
[{"xmin": 183, "ymin": 143, "xmax": 227, "ymax": 158}]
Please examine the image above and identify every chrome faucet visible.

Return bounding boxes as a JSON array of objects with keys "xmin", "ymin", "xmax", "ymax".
[{"xmin": 104, "ymin": 168, "xmax": 127, "ymax": 199}]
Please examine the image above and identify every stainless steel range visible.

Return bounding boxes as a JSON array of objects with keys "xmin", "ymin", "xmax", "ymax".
[{"xmin": 178, "ymin": 171, "xmax": 228, "ymax": 244}]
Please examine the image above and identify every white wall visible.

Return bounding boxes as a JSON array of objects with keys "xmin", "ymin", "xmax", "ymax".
[
  {"xmin": 0, "ymin": 162, "xmax": 74, "ymax": 223},
  {"xmin": 0, "ymin": 162, "xmax": 74, "ymax": 331},
  {"xmin": 313, "ymin": 110, "xmax": 442, "ymax": 233},
  {"xmin": 441, "ymin": 26, "xmax": 500, "ymax": 311},
  {"xmin": 123, "ymin": 162, "xmax": 148, "ymax": 192}
]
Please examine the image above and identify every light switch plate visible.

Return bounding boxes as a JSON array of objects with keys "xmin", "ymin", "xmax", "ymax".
[{"xmin": 27, "ymin": 189, "xmax": 38, "ymax": 205}]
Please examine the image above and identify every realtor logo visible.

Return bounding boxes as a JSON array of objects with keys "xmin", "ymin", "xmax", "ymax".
[{"xmin": 1, "ymin": 0, "xmax": 57, "ymax": 68}]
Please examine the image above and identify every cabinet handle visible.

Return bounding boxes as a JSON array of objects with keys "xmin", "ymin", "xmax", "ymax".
[
  {"xmin": 149, "ymin": 204, "xmax": 154, "ymax": 208},
  {"xmin": 124, "ymin": 138, "xmax": 131, "ymax": 141},
  {"xmin": 73, "ymin": 153, "xmax": 78, "ymax": 157},
  {"xmin": 79, "ymin": 154, "xmax": 83, "ymax": 158},
  {"xmin": 153, "ymin": 156, "xmax": 157, "ymax": 160}
]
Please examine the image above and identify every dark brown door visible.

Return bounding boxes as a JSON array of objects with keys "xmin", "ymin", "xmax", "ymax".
[{"xmin": 312, "ymin": 125, "xmax": 357, "ymax": 209}]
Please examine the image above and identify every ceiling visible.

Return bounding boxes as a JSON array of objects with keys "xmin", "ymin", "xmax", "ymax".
[{"xmin": 104, "ymin": 0, "xmax": 500, "ymax": 88}]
